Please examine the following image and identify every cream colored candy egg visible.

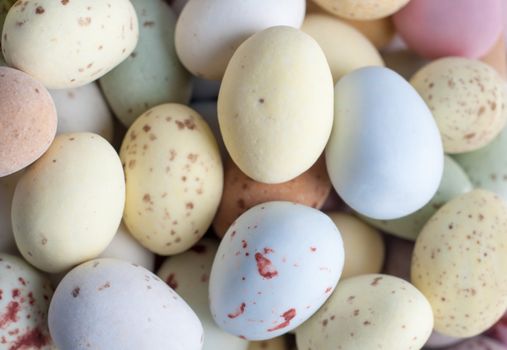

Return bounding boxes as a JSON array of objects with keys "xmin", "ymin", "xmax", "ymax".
[
  {"xmin": 121, "ymin": 103, "xmax": 223, "ymax": 255},
  {"xmin": 311, "ymin": 0, "xmax": 411, "ymax": 20}
]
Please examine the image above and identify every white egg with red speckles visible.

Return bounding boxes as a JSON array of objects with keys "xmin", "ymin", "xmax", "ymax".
[
  {"xmin": 0, "ymin": 254, "xmax": 55, "ymax": 350},
  {"xmin": 48, "ymin": 258, "xmax": 203, "ymax": 350},
  {"xmin": 209, "ymin": 201, "xmax": 344, "ymax": 340}
]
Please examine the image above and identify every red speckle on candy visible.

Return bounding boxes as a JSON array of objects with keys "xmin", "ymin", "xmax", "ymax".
[
  {"xmin": 8, "ymin": 327, "xmax": 50, "ymax": 350},
  {"xmin": 310, "ymin": 247, "xmax": 317, "ymax": 252},
  {"xmin": 11, "ymin": 289, "xmax": 20, "ymax": 298},
  {"xmin": 263, "ymin": 247, "xmax": 273, "ymax": 254},
  {"xmin": 267, "ymin": 308, "xmax": 296, "ymax": 332},
  {"xmin": 325, "ymin": 287, "xmax": 332, "ymax": 293},
  {"xmin": 227, "ymin": 303, "xmax": 246, "ymax": 319},
  {"xmin": 0, "ymin": 301, "xmax": 20, "ymax": 328},
  {"xmin": 242, "ymin": 240, "xmax": 248, "ymax": 249},
  {"xmin": 255, "ymin": 253, "xmax": 278, "ymax": 279},
  {"xmin": 166, "ymin": 274, "xmax": 178, "ymax": 290}
]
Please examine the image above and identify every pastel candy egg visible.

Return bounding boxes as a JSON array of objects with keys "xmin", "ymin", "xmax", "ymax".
[
  {"xmin": 342, "ymin": 17, "xmax": 395, "ymax": 49},
  {"xmin": 248, "ymin": 337, "xmax": 287, "ymax": 350},
  {"xmin": 295, "ymin": 274, "xmax": 433, "ymax": 350},
  {"xmin": 158, "ymin": 239, "xmax": 249, "ymax": 350},
  {"xmin": 327, "ymin": 212, "xmax": 384, "ymax": 279},
  {"xmin": 326, "ymin": 66, "xmax": 443, "ymax": 220},
  {"xmin": 410, "ymin": 57, "xmax": 507, "ymax": 154},
  {"xmin": 362, "ymin": 156, "xmax": 473, "ymax": 240},
  {"xmin": 0, "ymin": 172, "xmax": 21, "ymax": 254},
  {"xmin": 175, "ymin": 0, "xmax": 305, "ymax": 80},
  {"xmin": 393, "ymin": 0, "xmax": 503, "ymax": 59},
  {"xmin": 311, "ymin": 0, "xmax": 411, "ymax": 20},
  {"xmin": 12, "ymin": 133, "xmax": 125, "ymax": 273},
  {"xmin": 302, "ymin": 14, "xmax": 384, "ymax": 83},
  {"xmin": 412, "ymin": 189, "xmax": 507, "ymax": 337},
  {"xmin": 2, "ymin": 0, "xmax": 139, "ymax": 89},
  {"xmin": 100, "ymin": 0, "xmax": 191, "ymax": 127},
  {"xmin": 209, "ymin": 202, "xmax": 344, "ymax": 340},
  {"xmin": 212, "ymin": 157, "xmax": 331, "ymax": 238},
  {"xmin": 48, "ymin": 258, "xmax": 203, "ymax": 350},
  {"xmin": 120, "ymin": 103, "xmax": 223, "ymax": 255},
  {"xmin": 218, "ymin": 26, "xmax": 333, "ymax": 184},
  {"xmin": 50, "ymin": 83, "xmax": 114, "ymax": 142},
  {"xmin": 0, "ymin": 254, "xmax": 55, "ymax": 349},
  {"xmin": 0, "ymin": 67, "xmax": 57, "ymax": 177}
]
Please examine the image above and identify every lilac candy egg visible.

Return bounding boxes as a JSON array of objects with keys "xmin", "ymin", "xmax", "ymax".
[{"xmin": 209, "ymin": 201, "xmax": 344, "ymax": 340}]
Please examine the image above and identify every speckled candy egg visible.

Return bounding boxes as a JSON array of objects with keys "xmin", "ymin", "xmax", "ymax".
[
  {"xmin": 213, "ymin": 157, "xmax": 331, "ymax": 238},
  {"xmin": 302, "ymin": 14, "xmax": 384, "ymax": 83},
  {"xmin": 0, "ymin": 67, "xmax": 57, "ymax": 177},
  {"xmin": 2, "ymin": 0, "xmax": 139, "ymax": 89},
  {"xmin": 120, "ymin": 103, "xmax": 223, "ymax": 255},
  {"xmin": 50, "ymin": 83, "xmax": 114, "ymax": 142},
  {"xmin": 326, "ymin": 66, "xmax": 443, "ymax": 220},
  {"xmin": 445, "ymin": 337, "xmax": 507, "ymax": 350},
  {"xmin": 0, "ymin": 172, "xmax": 21, "ymax": 254},
  {"xmin": 12, "ymin": 133, "xmax": 125, "ymax": 273},
  {"xmin": 100, "ymin": 0, "xmax": 191, "ymax": 127},
  {"xmin": 158, "ymin": 239, "xmax": 249, "ymax": 350},
  {"xmin": 218, "ymin": 26, "xmax": 333, "ymax": 184},
  {"xmin": 209, "ymin": 201, "xmax": 344, "ymax": 340},
  {"xmin": 412, "ymin": 189, "xmax": 507, "ymax": 337},
  {"xmin": 0, "ymin": 254, "xmax": 55, "ymax": 349},
  {"xmin": 48, "ymin": 258, "xmax": 203, "ymax": 350},
  {"xmin": 410, "ymin": 57, "xmax": 506, "ymax": 153},
  {"xmin": 296, "ymin": 274, "xmax": 433, "ymax": 350},
  {"xmin": 248, "ymin": 337, "xmax": 287, "ymax": 350},
  {"xmin": 362, "ymin": 156, "xmax": 473, "ymax": 240},
  {"xmin": 311, "ymin": 0, "xmax": 410, "ymax": 20},
  {"xmin": 175, "ymin": 0, "xmax": 305, "ymax": 80}
]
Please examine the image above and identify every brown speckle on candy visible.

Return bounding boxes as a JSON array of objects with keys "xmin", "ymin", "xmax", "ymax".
[
  {"xmin": 35, "ymin": 6, "xmax": 44, "ymax": 14},
  {"xmin": 98, "ymin": 282, "xmax": 111, "ymax": 291},
  {"xmin": 370, "ymin": 277, "xmax": 383, "ymax": 286},
  {"xmin": 78, "ymin": 17, "xmax": 91, "ymax": 26},
  {"xmin": 71, "ymin": 287, "xmax": 80, "ymax": 298}
]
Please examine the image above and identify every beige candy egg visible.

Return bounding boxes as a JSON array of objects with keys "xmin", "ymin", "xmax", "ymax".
[
  {"xmin": 12, "ymin": 133, "xmax": 125, "ymax": 273},
  {"xmin": 218, "ymin": 26, "xmax": 333, "ymax": 184},
  {"xmin": 248, "ymin": 337, "xmax": 287, "ymax": 350},
  {"xmin": 2, "ymin": 0, "xmax": 139, "ymax": 89},
  {"xmin": 212, "ymin": 156, "xmax": 331, "ymax": 238},
  {"xmin": 302, "ymin": 14, "xmax": 384, "ymax": 83},
  {"xmin": 342, "ymin": 17, "xmax": 395, "ymax": 49},
  {"xmin": 121, "ymin": 103, "xmax": 223, "ymax": 255},
  {"xmin": 327, "ymin": 212, "xmax": 384, "ymax": 279},
  {"xmin": 311, "ymin": 0, "xmax": 411, "ymax": 20},
  {"xmin": 412, "ymin": 189, "xmax": 507, "ymax": 337},
  {"xmin": 410, "ymin": 57, "xmax": 507, "ymax": 154},
  {"xmin": 296, "ymin": 274, "xmax": 433, "ymax": 350}
]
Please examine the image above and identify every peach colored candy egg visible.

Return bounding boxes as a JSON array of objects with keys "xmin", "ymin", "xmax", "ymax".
[
  {"xmin": 212, "ymin": 157, "xmax": 331, "ymax": 238},
  {"xmin": 0, "ymin": 67, "xmax": 56, "ymax": 177},
  {"xmin": 311, "ymin": 0, "xmax": 411, "ymax": 20}
]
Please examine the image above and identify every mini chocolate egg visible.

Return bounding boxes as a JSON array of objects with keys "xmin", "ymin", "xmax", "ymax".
[
  {"xmin": 213, "ymin": 157, "xmax": 331, "ymax": 238},
  {"xmin": 12, "ymin": 133, "xmax": 125, "ymax": 273},
  {"xmin": 158, "ymin": 239, "xmax": 249, "ymax": 350},
  {"xmin": 296, "ymin": 274, "xmax": 433, "ymax": 350},
  {"xmin": 248, "ymin": 337, "xmax": 287, "ymax": 350},
  {"xmin": 50, "ymin": 83, "xmax": 114, "ymax": 142},
  {"xmin": 120, "ymin": 103, "xmax": 223, "ymax": 255},
  {"xmin": 209, "ymin": 202, "xmax": 344, "ymax": 340},
  {"xmin": 412, "ymin": 189, "xmax": 507, "ymax": 337},
  {"xmin": 326, "ymin": 66, "xmax": 443, "ymax": 220},
  {"xmin": 0, "ymin": 67, "xmax": 57, "ymax": 177},
  {"xmin": 2, "ymin": 0, "xmax": 139, "ymax": 89},
  {"xmin": 219, "ymin": 26, "xmax": 333, "ymax": 184},
  {"xmin": 311, "ymin": 0, "xmax": 411, "ymax": 20},
  {"xmin": 327, "ymin": 212, "xmax": 384, "ymax": 279},
  {"xmin": 0, "ymin": 254, "xmax": 55, "ymax": 349},
  {"xmin": 410, "ymin": 57, "xmax": 506, "ymax": 154},
  {"xmin": 302, "ymin": 14, "xmax": 384, "ymax": 83},
  {"xmin": 100, "ymin": 0, "xmax": 191, "ymax": 127},
  {"xmin": 48, "ymin": 258, "xmax": 203, "ymax": 350},
  {"xmin": 445, "ymin": 337, "xmax": 507, "ymax": 350},
  {"xmin": 175, "ymin": 0, "xmax": 305, "ymax": 80},
  {"xmin": 0, "ymin": 172, "xmax": 21, "ymax": 254}
]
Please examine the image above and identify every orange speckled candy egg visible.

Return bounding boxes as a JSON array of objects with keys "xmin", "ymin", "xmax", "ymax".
[
  {"xmin": 212, "ymin": 157, "xmax": 331, "ymax": 238},
  {"xmin": 0, "ymin": 67, "xmax": 56, "ymax": 177}
]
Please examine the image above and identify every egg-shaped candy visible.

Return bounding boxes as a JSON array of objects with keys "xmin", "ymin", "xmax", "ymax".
[
  {"xmin": 302, "ymin": 14, "xmax": 383, "ymax": 83},
  {"xmin": 213, "ymin": 157, "xmax": 331, "ymax": 237},
  {"xmin": 249, "ymin": 337, "xmax": 287, "ymax": 350},
  {"xmin": 2, "ymin": 0, "xmax": 139, "ymax": 89},
  {"xmin": 50, "ymin": 83, "xmax": 114, "ymax": 142},
  {"xmin": 0, "ymin": 254, "xmax": 55, "ymax": 349},
  {"xmin": 343, "ymin": 17, "xmax": 395, "ymax": 49},
  {"xmin": 175, "ymin": 0, "xmax": 305, "ymax": 80},
  {"xmin": 311, "ymin": 0, "xmax": 410, "ymax": 20},
  {"xmin": 326, "ymin": 66, "xmax": 443, "ymax": 220},
  {"xmin": 48, "ymin": 258, "xmax": 203, "ymax": 350},
  {"xmin": 219, "ymin": 26, "xmax": 333, "ymax": 184},
  {"xmin": 296, "ymin": 274, "xmax": 433, "ymax": 350},
  {"xmin": 393, "ymin": 0, "xmax": 503, "ymax": 59},
  {"xmin": 100, "ymin": 0, "xmax": 191, "ymax": 128},
  {"xmin": 410, "ymin": 57, "xmax": 506, "ymax": 154},
  {"xmin": 0, "ymin": 67, "xmax": 57, "ymax": 177},
  {"xmin": 445, "ymin": 337, "xmax": 507, "ymax": 350},
  {"xmin": 158, "ymin": 239, "xmax": 249, "ymax": 350},
  {"xmin": 209, "ymin": 201, "xmax": 344, "ymax": 340},
  {"xmin": 412, "ymin": 189, "xmax": 507, "ymax": 337},
  {"xmin": 12, "ymin": 133, "xmax": 125, "ymax": 273},
  {"xmin": 0, "ymin": 172, "xmax": 21, "ymax": 254},
  {"xmin": 120, "ymin": 103, "xmax": 223, "ymax": 255}
]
